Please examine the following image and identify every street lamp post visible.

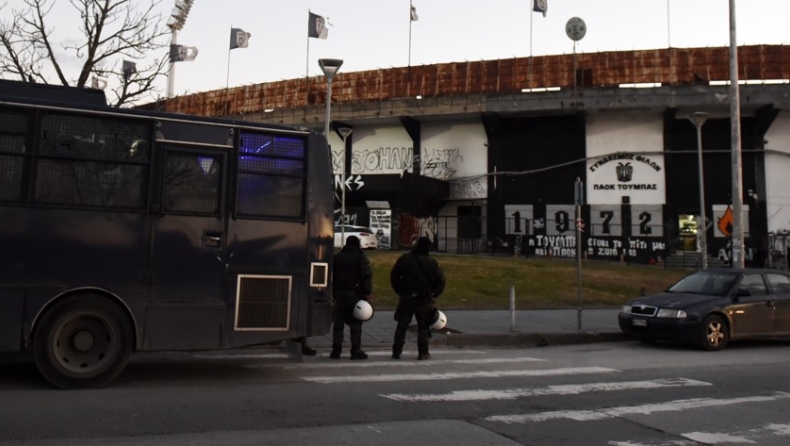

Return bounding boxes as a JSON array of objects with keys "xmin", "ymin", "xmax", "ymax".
[
  {"xmin": 318, "ymin": 58, "xmax": 344, "ymax": 138},
  {"xmin": 166, "ymin": 0, "xmax": 195, "ymax": 98},
  {"xmin": 689, "ymin": 112, "xmax": 709, "ymax": 269},
  {"xmin": 319, "ymin": 58, "xmax": 344, "ymax": 241},
  {"xmin": 338, "ymin": 127, "xmax": 353, "ymax": 246}
]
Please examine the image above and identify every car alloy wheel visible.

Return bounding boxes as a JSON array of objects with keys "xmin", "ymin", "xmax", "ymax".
[{"xmin": 699, "ymin": 314, "xmax": 728, "ymax": 351}]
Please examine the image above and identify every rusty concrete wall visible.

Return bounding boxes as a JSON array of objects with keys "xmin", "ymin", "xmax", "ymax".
[{"xmin": 161, "ymin": 45, "xmax": 790, "ymax": 118}]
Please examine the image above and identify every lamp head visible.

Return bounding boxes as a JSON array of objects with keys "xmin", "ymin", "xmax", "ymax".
[
  {"xmin": 688, "ymin": 111, "xmax": 709, "ymax": 128},
  {"xmin": 318, "ymin": 58, "xmax": 344, "ymax": 82},
  {"xmin": 338, "ymin": 127, "xmax": 353, "ymax": 140}
]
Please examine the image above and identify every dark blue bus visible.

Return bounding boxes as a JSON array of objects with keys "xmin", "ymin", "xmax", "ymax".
[{"xmin": 0, "ymin": 80, "xmax": 334, "ymax": 388}]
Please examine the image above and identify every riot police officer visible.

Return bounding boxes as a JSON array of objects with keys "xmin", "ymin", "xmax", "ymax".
[
  {"xmin": 390, "ymin": 236, "xmax": 446, "ymax": 360},
  {"xmin": 331, "ymin": 236, "xmax": 373, "ymax": 360}
]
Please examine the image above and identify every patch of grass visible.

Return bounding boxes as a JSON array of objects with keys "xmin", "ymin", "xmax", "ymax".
[{"xmin": 363, "ymin": 251, "xmax": 688, "ymax": 310}]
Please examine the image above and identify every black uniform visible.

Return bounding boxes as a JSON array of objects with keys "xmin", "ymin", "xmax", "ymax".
[
  {"xmin": 331, "ymin": 236, "xmax": 373, "ymax": 359},
  {"xmin": 390, "ymin": 237, "xmax": 446, "ymax": 359}
]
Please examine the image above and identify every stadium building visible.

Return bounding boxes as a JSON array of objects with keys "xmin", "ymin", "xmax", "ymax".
[{"xmin": 155, "ymin": 45, "xmax": 790, "ymax": 266}]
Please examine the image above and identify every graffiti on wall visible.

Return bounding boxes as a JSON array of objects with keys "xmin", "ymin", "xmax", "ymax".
[
  {"xmin": 352, "ymin": 147, "xmax": 413, "ymax": 173},
  {"xmin": 331, "ymin": 148, "xmax": 344, "ymax": 173},
  {"xmin": 349, "ymin": 145, "xmax": 476, "ymax": 180},
  {"xmin": 422, "ymin": 147, "xmax": 463, "ymax": 180},
  {"xmin": 335, "ymin": 210, "xmax": 359, "ymax": 226},
  {"xmin": 524, "ymin": 235, "xmax": 666, "ymax": 260},
  {"xmin": 585, "ymin": 237, "xmax": 666, "ymax": 258},
  {"xmin": 529, "ymin": 235, "xmax": 578, "ymax": 257},
  {"xmin": 398, "ymin": 214, "xmax": 437, "ymax": 248},
  {"xmin": 451, "ymin": 178, "xmax": 486, "ymax": 199}
]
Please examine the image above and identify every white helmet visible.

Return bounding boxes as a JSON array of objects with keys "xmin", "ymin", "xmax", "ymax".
[
  {"xmin": 430, "ymin": 310, "xmax": 447, "ymax": 330},
  {"xmin": 353, "ymin": 300, "xmax": 374, "ymax": 321}
]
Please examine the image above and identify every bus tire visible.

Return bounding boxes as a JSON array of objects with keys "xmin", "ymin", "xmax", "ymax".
[{"xmin": 33, "ymin": 295, "xmax": 133, "ymax": 389}]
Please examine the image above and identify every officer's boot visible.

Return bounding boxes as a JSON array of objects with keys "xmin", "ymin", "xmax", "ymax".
[
  {"xmin": 391, "ymin": 344, "xmax": 402, "ymax": 360},
  {"xmin": 350, "ymin": 348, "xmax": 368, "ymax": 360},
  {"xmin": 417, "ymin": 329, "xmax": 431, "ymax": 360},
  {"xmin": 329, "ymin": 343, "xmax": 342, "ymax": 359},
  {"xmin": 349, "ymin": 324, "xmax": 367, "ymax": 360},
  {"xmin": 300, "ymin": 338, "xmax": 316, "ymax": 356}
]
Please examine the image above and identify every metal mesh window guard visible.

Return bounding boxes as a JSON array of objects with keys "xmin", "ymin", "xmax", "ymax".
[
  {"xmin": 32, "ymin": 113, "xmax": 150, "ymax": 209},
  {"xmin": 236, "ymin": 132, "xmax": 306, "ymax": 219},
  {"xmin": 163, "ymin": 151, "xmax": 222, "ymax": 215}
]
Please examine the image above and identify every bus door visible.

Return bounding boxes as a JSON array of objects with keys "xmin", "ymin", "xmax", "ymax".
[
  {"xmin": 223, "ymin": 131, "xmax": 310, "ymax": 343},
  {"xmin": 146, "ymin": 146, "xmax": 227, "ymax": 350}
]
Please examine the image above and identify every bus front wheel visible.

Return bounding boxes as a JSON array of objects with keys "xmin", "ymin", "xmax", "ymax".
[{"xmin": 33, "ymin": 296, "xmax": 133, "ymax": 389}]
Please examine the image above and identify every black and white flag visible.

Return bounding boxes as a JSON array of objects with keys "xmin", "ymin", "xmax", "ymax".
[
  {"xmin": 230, "ymin": 28, "xmax": 251, "ymax": 49},
  {"xmin": 308, "ymin": 12, "xmax": 328, "ymax": 39},
  {"xmin": 410, "ymin": 4, "xmax": 418, "ymax": 21},
  {"xmin": 122, "ymin": 60, "xmax": 137, "ymax": 82},
  {"xmin": 533, "ymin": 0, "xmax": 547, "ymax": 17},
  {"xmin": 169, "ymin": 44, "xmax": 199, "ymax": 62}
]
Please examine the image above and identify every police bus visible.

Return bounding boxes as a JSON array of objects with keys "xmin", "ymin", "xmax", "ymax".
[{"xmin": 0, "ymin": 80, "xmax": 334, "ymax": 388}]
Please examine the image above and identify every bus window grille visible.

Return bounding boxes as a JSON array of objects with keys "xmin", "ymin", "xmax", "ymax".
[{"xmin": 235, "ymin": 275, "xmax": 291, "ymax": 331}]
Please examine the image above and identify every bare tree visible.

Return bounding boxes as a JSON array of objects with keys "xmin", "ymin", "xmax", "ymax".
[{"xmin": 0, "ymin": 0, "xmax": 170, "ymax": 107}]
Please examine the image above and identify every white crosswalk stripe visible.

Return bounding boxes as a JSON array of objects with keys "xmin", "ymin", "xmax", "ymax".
[
  {"xmin": 281, "ymin": 357, "xmax": 545, "ymax": 370},
  {"xmin": 381, "ymin": 378, "xmax": 711, "ymax": 402},
  {"xmin": 302, "ymin": 366, "xmax": 618, "ymax": 384},
  {"xmin": 485, "ymin": 391, "xmax": 790, "ymax": 424},
  {"xmin": 608, "ymin": 423, "xmax": 790, "ymax": 445},
  {"xmin": 192, "ymin": 349, "xmax": 488, "ymax": 360}
]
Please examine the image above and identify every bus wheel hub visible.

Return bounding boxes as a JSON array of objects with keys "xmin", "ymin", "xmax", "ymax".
[{"xmin": 72, "ymin": 330, "xmax": 95, "ymax": 352}]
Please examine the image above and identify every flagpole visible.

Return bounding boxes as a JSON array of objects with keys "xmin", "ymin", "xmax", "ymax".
[
  {"xmin": 666, "ymin": 0, "xmax": 671, "ymax": 48},
  {"xmin": 226, "ymin": 25, "xmax": 232, "ymax": 90},
  {"xmin": 306, "ymin": 9, "xmax": 311, "ymax": 78},
  {"xmin": 529, "ymin": 4, "xmax": 534, "ymax": 87},
  {"xmin": 408, "ymin": 0, "xmax": 413, "ymax": 66}
]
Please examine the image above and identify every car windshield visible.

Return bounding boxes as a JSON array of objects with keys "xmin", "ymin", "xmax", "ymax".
[{"xmin": 667, "ymin": 271, "xmax": 738, "ymax": 296}]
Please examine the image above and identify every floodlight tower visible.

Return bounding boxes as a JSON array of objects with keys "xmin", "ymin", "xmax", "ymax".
[{"xmin": 167, "ymin": 0, "xmax": 195, "ymax": 98}]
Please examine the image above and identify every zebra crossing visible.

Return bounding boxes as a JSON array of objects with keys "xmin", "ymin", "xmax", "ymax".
[{"xmin": 284, "ymin": 348, "xmax": 790, "ymax": 445}]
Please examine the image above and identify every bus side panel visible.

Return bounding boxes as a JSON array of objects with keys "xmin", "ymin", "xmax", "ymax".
[
  {"xmin": 142, "ymin": 303, "xmax": 224, "ymax": 351},
  {"xmin": 2, "ymin": 208, "xmax": 150, "ymax": 288},
  {"xmin": 306, "ymin": 133, "xmax": 334, "ymax": 336},
  {"xmin": 0, "ymin": 290, "xmax": 24, "ymax": 352}
]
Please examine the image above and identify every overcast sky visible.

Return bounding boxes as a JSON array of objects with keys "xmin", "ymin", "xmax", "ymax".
[{"xmin": 7, "ymin": 0, "xmax": 790, "ymax": 98}]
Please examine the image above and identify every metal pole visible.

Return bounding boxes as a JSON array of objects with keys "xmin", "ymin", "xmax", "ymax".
[
  {"xmin": 167, "ymin": 30, "xmax": 177, "ymax": 98},
  {"xmin": 341, "ymin": 129, "xmax": 345, "ymax": 246},
  {"xmin": 729, "ymin": 0, "xmax": 745, "ymax": 268},
  {"xmin": 575, "ymin": 177, "xmax": 583, "ymax": 330},
  {"xmin": 509, "ymin": 285, "xmax": 516, "ymax": 332},
  {"xmin": 337, "ymin": 128, "xmax": 353, "ymax": 246},
  {"xmin": 690, "ymin": 112, "xmax": 709, "ymax": 269},
  {"xmin": 323, "ymin": 80, "xmax": 332, "ymax": 140}
]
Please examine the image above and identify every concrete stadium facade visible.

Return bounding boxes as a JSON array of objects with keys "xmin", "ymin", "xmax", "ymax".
[{"xmin": 156, "ymin": 45, "xmax": 790, "ymax": 266}]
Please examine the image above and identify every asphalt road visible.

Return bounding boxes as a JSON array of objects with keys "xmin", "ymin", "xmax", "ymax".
[{"xmin": 2, "ymin": 340, "xmax": 790, "ymax": 445}]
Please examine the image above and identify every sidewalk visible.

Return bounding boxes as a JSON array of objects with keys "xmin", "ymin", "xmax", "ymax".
[{"xmin": 307, "ymin": 308, "xmax": 627, "ymax": 351}]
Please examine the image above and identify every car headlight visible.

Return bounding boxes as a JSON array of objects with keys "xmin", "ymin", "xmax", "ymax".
[
  {"xmin": 621, "ymin": 305, "xmax": 631, "ymax": 314},
  {"xmin": 657, "ymin": 308, "xmax": 687, "ymax": 318}
]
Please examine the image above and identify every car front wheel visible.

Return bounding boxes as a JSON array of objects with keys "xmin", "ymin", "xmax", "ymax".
[{"xmin": 699, "ymin": 314, "xmax": 728, "ymax": 351}]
